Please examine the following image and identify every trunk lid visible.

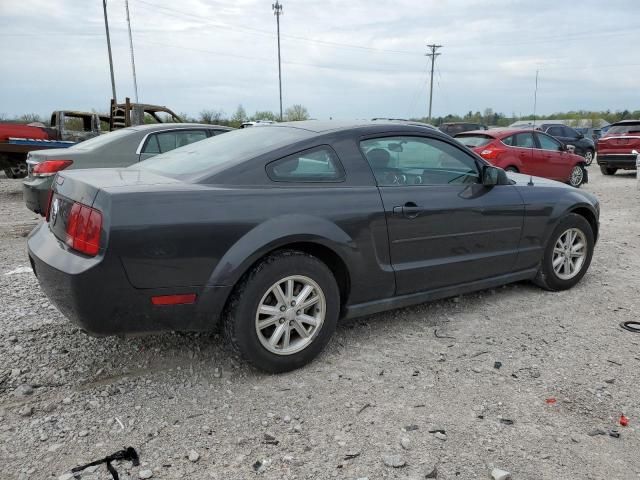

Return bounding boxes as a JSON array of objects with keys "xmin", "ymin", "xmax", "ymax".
[{"xmin": 48, "ymin": 168, "xmax": 182, "ymax": 245}]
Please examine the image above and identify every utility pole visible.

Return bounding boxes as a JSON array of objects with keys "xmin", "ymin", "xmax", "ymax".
[
  {"xmin": 533, "ymin": 69, "xmax": 539, "ymax": 128},
  {"xmin": 102, "ymin": 0, "xmax": 117, "ymax": 102},
  {"xmin": 272, "ymin": 1, "xmax": 283, "ymax": 121},
  {"xmin": 426, "ymin": 44, "xmax": 442, "ymax": 121},
  {"xmin": 125, "ymin": 0, "xmax": 139, "ymax": 103}
]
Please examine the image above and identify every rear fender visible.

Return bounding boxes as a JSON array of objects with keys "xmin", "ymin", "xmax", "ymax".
[{"xmin": 207, "ymin": 214, "xmax": 354, "ymax": 287}]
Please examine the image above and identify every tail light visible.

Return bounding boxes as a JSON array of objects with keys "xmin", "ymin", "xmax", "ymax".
[
  {"xmin": 65, "ymin": 202, "xmax": 103, "ymax": 256},
  {"xmin": 44, "ymin": 189, "xmax": 54, "ymax": 221},
  {"xmin": 32, "ymin": 160, "xmax": 73, "ymax": 177},
  {"xmin": 479, "ymin": 147, "xmax": 504, "ymax": 160}
]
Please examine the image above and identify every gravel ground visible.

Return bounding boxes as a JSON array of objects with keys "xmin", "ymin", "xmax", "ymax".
[{"xmin": 1, "ymin": 168, "xmax": 639, "ymax": 480}]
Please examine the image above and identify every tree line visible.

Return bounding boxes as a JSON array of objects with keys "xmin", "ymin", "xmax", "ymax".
[{"xmin": 2, "ymin": 107, "xmax": 639, "ymax": 128}]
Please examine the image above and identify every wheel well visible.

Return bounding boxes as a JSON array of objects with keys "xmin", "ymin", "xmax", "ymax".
[
  {"xmin": 280, "ymin": 242, "xmax": 351, "ymax": 307},
  {"xmin": 570, "ymin": 207, "xmax": 598, "ymax": 241},
  {"xmin": 228, "ymin": 242, "xmax": 351, "ymax": 310}
]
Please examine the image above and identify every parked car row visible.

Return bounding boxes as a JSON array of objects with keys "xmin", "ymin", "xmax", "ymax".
[
  {"xmin": 455, "ymin": 128, "xmax": 588, "ymax": 188},
  {"xmin": 26, "ymin": 120, "xmax": 599, "ymax": 372},
  {"xmin": 596, "ymin": 120, "xmax": 640, "ymax": 175},
  {"xmin": 22, "ymin": 123, "xmax": 232, "ymax": 215}
]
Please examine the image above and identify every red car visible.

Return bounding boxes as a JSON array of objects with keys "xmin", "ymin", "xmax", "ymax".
[
  {"xmin": 455, "ymin": 128, "xmax": 587, "ymax": 187},
  {"xmin": 596, "ymin": 120, "xmax": 640, "ymax": 175}
]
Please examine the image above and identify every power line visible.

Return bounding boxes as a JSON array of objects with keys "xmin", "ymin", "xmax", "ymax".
[
  {"xmin": 426, "ymin": 44, "xmax": 442, "ymax": 121},
  {"xmin": 273, "ymin": 1, "xmax": 284, "ymax": 121}
]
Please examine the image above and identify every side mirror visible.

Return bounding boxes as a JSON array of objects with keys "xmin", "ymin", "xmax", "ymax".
[
  {"xmin": 577, "ymin": 132, "xmax": 584, "ymax": 139},
  {"xmin": 482, "ymin": 165, "xmax": 501, "ymax": 186}
]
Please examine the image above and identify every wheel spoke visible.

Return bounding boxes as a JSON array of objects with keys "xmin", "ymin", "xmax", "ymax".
[
  {"xmin": 295, "ymin": 284, "xmax": 313, "ymax": 305},
  {"xmin": 299, "ymin": 295, "xmax": 320, "ymax": 310},
  {"xmin": 286, "ymin": 279, "xmax": 294, "ymax": 303},
  {"xmin": 273, "ymin": 284, "xmax": 287, "ymax": 305},
  {"xmin": 297, "ymin": 313, "xmax": 319, "ymax": 327},
  {"xmin": 571, "ymin": 242, "xmax": 585, "ymax": 254},
  {"xmin": 257, "ymin": 315, "xmax": 279, "ymax": 329},
  {"xmin": 282, "ymin": 327, "xmax": 291, "ymax": 349},
  {"xmin": 553, "ymin": 255, "xmax": 564, "ymax": 268},
  {"xmin": 292, "ymin": 320, "xmax": 309, "ymax": 338},
  {"xmin": 564, "ymin": 256, "xmax": 571, "ymax": 274},
  {"xmin": 259, "ymin": 305, "xmax": 281, "ymax": 316},
  {"xmin": 269, "ymin": 323, "xmax": 286, "ymax": 347}
]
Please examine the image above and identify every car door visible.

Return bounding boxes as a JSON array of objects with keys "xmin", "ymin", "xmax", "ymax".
[
  {"xmin": 137, "ymin": 129, "xmax": 209, "ymax": 161},
  {"xmin": 360, "ymin": 134, "xmax": 524, "ymax": 295},
  {"xmin": 534, "ymin": 132, "xmax": 568, "ymax": 180},
  {"xmin": 507, "ymin": 132, "xmax": 536, "ymax": 174}
]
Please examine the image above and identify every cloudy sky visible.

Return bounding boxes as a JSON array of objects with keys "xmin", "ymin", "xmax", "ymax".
[{"xmin": 1, "ymin": 0, "xmax": 638, "ymax": 120}]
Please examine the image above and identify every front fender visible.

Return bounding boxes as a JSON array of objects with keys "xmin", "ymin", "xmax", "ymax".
[{"xmin": 207, "ymin": 214, "xmax": 355, "ymax": 287}]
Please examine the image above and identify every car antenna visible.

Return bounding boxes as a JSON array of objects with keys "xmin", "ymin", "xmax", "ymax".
[{"xmin": 528, "ymin": 176, "xmax": 534, "ymax": 186}]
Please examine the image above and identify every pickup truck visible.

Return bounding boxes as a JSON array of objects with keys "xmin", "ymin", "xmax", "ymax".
[
  {"xmin": 0, "ymin": 111, "xmax": 106, "ymax": 178},
  {"xmin": 1, "ymin": 100, "xmax": 183, "ymax": 178}
]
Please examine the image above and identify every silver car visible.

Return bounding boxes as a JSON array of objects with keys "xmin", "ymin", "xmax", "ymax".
[{"xmin": 23, "ymin": 123, "xmax": 232, "ymax": 214}]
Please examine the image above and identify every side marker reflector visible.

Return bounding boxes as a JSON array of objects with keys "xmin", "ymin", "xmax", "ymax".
[{"xmin": 151, "ymin": 294, "xmax": 197, "ymax": 306}]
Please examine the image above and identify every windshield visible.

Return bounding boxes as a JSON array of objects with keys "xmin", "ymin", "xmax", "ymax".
[
  {"xmin": 69, "ymin": 128, "xmax": 136, "ymax": 150},
  {"xmin": 455, "ymin": 134, "xmax": 494, "ymax": 147},
  {"xmin": 135, "ymin": 126, "xmax": 313, "ymax": 177},
  {"xmin": 606, "ymin": 122, "xmax": 640, "ymax": 135}
]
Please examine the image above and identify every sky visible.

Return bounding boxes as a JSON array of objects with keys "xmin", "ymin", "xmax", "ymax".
[{"xmin": 1, "ymin": 0, "xmax": 638, "ymax": 120}]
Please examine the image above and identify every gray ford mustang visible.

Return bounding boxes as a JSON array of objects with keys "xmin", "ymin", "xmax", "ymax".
[{"xmin": 28, "ymin": 121, "xmax": 599, "ymax": 372}]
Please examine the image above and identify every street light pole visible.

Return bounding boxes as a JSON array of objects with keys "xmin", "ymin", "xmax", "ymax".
[
  {"xmin": 272, "ymin": 1, "xmax": 283, "ymax": 121},
  {"xmin": 102, "ymin": 0, "xmax": 117, "ymax": 102}
]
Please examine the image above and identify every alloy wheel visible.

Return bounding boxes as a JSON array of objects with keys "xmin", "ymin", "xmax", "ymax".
[
  {"xmin": 255, "ymin": 275, "xmax": 326, "ymax": 355},
  {"xmin": 552, "ymin": 228, "xmax": 587, "ymax": 280},
  {"xmin": 584, "ymin": 150, "xmax": 594, "ymax": 165},
  {"xmin": 569, "ymin": 166, "xmax": 584, "ymax": 187}
]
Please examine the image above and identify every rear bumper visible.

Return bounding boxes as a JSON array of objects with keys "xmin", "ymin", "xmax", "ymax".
[
  {"xmin": 22, "ymin": 176, "xmax": 52, "ymax": 214},
  {"xmin": 28, "ymin": 222, "xmax": 230, "ymax": 336},
  {"xmin": 597, "ymin": 154, "xmax": 637, "ymax": 169}
]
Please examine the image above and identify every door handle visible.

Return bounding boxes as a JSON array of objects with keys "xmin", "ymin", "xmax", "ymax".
[{"xmin": 393, "ymin": 202, "xmax": 423, "ymax": 218}]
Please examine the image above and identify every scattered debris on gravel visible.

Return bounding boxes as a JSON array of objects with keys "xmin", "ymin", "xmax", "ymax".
[{"xmin": 1, "ymin": 169, "xmax": 639, "ymax": 479}]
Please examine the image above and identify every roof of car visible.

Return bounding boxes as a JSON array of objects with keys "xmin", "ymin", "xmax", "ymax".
[
  {"xmin": 611, "ymin": 119, "xmax": 640, "ymax": 124},
  {"xmin": 456, "ymin": 128, "xmax": 535, "ymax": 137},
  {"xmin": 126, "ymin": 123, "xmax": 233, "ymax": 132},
  {"xmin": 259, "ymin": 120, "xmax": 437, "ymax": 134}
]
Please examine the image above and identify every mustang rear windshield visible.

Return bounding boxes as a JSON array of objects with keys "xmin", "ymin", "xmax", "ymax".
[
  {"xmin": 455, "ymin": 134, "xmax": 493, "ymax": 147},
  {"xmin": 607, "ymin": 122, "xmax": 640, "ymax": 135},
  {"xmin": 136, "ymin": 127, "xmax": 312, "ymax": 177}
]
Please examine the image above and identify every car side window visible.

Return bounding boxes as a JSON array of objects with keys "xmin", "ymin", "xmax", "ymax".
[
  {"xmin": 142, "ymin": 135, "xmax": 161, "ymax": 154},
  {"xmin": 266, "ymin": 146, "xmax": 345, "ymax": 182},
  {"xmin": 360, "ymin": 136, "xmax": 479, "ymax": 186},
  {"xmin": 547, "ymin": 126, "xmax": 564, "ymax": 137},
  {"xmin": 563, "ymin": 126, "xmax": 578, "ymax": 138},
  {"xmin": 514, "ymin": 132, "xmax": 535, "ymax": 148},
  {"xmin": 537, "ymin": 133, "xmax": 562, "ymax": 151},
  {"xmin": 501, "ymin": 135, "xmax": 515, "ymax": 146},
  {"xmin": 150, "ymin": 130, "xmax": 208, "ymax": 153}
]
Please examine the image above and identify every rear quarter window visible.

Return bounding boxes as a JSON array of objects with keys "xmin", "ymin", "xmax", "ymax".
[{"xmin": 266, "ymin": 146, "xmax": 345, "ymax": 183}]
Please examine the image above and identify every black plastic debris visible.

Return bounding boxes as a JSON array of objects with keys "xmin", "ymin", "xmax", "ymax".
[
  {"xmin": 494, "ymin": 361, "xmax": 502, "ymax": 370},
  {"xmin": 71, "ymin": 446, "xmax": 139, "ymax": 480}
]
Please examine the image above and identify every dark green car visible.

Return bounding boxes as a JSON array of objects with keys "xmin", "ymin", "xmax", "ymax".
[{"xmin": 23, "ymin": 123, "xmax": 232, "ymax": 214}]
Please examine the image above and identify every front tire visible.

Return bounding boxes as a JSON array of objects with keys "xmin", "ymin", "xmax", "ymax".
[
  {"xmin": 600, "ymin": 166, "xmax": 617, "ymax": 175},
  {"xmin": 223, "ymin": 250, "xmax": 340, "ymax": 373},
  {"xmin": 568, "ymin": 165, "xmax": 586, "ymax": 188},
  {"xmin": 583, "ymin": 149, "xmax": 594, "ymax": 166},
  {"xmin": 534, "ymin": 213, "xmax": 594, "ymax": 291}
]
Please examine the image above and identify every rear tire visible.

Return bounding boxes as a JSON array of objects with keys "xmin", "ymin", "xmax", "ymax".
[
  {"xmin": 533, "ymin": 213, "xmax": 594, "ymax": 291},
  {"xmin": 505, "ymin": 166, "xmax": 519, "ymax": 173},
  {"xmin": 223, "ymin": 250, "xmax": 340, "ymax": 373},
  {"xmin": 600, "ymin": 166, "xmax": 617, "ymax": 175}
]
